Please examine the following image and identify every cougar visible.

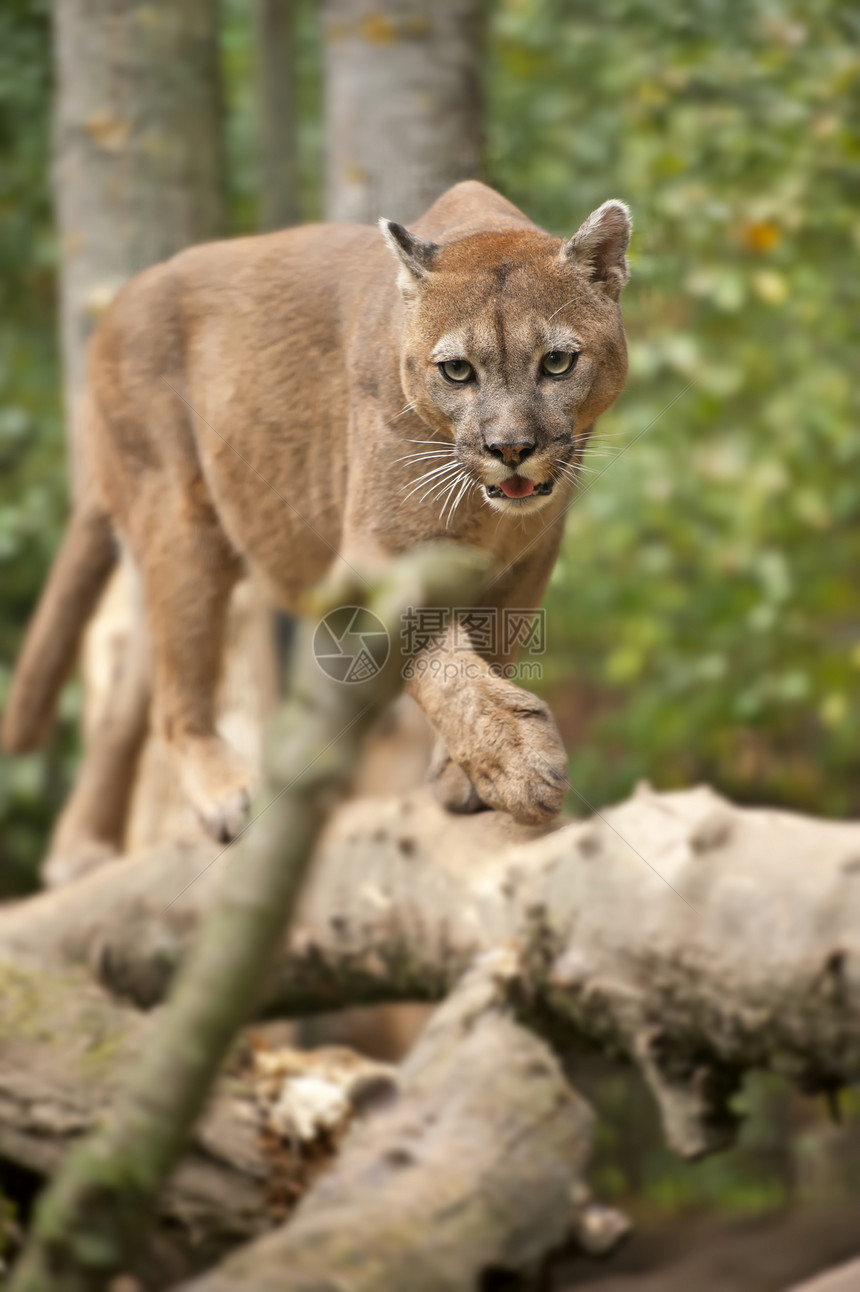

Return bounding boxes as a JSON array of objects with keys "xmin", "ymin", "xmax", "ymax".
[{"xmin": 3, "ymin": 181, "xmax": 631, "ymax": 850}]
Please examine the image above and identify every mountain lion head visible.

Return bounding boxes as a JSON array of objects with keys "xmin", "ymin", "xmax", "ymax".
[{"xmin": 382, "ymin": 200, "xmax": 631, "ymax": 516}]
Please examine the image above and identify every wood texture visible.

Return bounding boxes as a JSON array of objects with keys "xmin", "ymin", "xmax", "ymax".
[{"xmin": 323, "ymin": 0, "xmax": 483, "ymax": 224}]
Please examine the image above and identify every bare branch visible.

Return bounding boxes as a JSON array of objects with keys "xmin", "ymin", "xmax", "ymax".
[{"xmin": 8, "ymin": 546, "xmax": 491, "ymax": 1292}]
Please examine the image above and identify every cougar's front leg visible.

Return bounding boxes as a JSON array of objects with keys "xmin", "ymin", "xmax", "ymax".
[
  {"xmin": 405, "ymin": 620, "xmax": 567, "ymax": 827},
  {"xmin": 338, "ymin": 493, "xmax": 567, "ymax": 824}
]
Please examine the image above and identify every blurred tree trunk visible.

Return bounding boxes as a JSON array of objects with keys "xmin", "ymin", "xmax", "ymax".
[
  {"xmin": 53, "ymin": 0, "xmax": 225, "ymax": 484},
  {"xmin": 46, "ymin": 0, "xmax": 279, "ymax": 880},
  {"xmin": 255, "ymin": 0, "xmax": 299, "ymax": 229},
  {"xmin": 322, "ymin": 0, "xmax": 484, "ymax": 225}
]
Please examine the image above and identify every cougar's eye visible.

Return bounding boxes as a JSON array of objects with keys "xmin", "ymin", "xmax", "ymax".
[
  {"xmin": 439, "ymin": 359, "xmax": 474, "ymax": 384},
  {"xmin": 541, "ymin": 351, "xmax": 577, "ymax": 377}
]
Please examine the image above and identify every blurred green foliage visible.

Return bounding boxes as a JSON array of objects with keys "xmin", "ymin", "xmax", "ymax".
[
  {"xmin": 222, "ymin": 0, "xmax": 324, "ymax": 228},
  {"xmin": 585, "ymin": 1063, "xmax": 860, "ymax": 1219},
  {"xmin": 486, "ymin": 0, "xmax": 860, "ymax": 816},
  {"xmin": 0, "ymin": 0, "xmax": 70, "ymax": 892},
  {"xmin": 486, "ymin": 1, "xmax": 860, "ymax": 1218}
]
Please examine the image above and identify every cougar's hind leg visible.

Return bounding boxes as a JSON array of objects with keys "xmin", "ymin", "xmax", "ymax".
[
  {"xmin": 134, "ymin": 482, "xmax": 249, "ymax": 843},
  {"xmin": 42, "ymin": 558, "xmax": 151, "ymax": 887}
]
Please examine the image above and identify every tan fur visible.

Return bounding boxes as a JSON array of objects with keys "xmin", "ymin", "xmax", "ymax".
[
  {"xmin": 3, "ymin": 181, "xmax": 631, "ymax": 836},
  {"xmin": 2, "ymin": 485, "xmax": 115, "ymax": 753},
  {"xmin": 41, "ymin": 562, "xmax": 150, "ymax": 887}
]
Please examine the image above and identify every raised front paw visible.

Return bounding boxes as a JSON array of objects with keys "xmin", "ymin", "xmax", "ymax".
[{"xmin": 449, "ymin": 681, "xmax": 568, "ymax": 826}]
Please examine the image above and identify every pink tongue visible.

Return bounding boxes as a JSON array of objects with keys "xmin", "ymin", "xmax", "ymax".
[{"xmin": 500, "ymin": 475, "xmax": 535, "ymax": 499}]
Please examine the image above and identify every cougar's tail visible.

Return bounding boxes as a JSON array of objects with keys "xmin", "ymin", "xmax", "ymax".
[{"xmin": 2, "ymin": 495, "xmax": 117, "ymax": 753}]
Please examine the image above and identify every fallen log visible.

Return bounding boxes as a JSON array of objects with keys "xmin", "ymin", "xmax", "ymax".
[
  {"xmin": 788, "ymin": 1258, "xmax": 860, "ymax": 1292},
  {"xmin": 175, "ymin": 961, "xmax": 606, "ymax": 1292},
  {"xmin": 3, "ymin": 779, "xmax": 860, "ymax": 1284},
  {"xmin": 4, "ymin": 780, "xmax": 859, "ymax": 1161},
  {"xmin": 0, "ymin": 958, "xmax": 391, "ymax": 1285},
  {"xmin": 554, "ymin": 1203, "xmax": 860, "ymax": 1292}
]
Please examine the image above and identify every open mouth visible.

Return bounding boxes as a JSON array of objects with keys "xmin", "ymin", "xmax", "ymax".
[{"xmin": 485, "ymin": 475, "xmax": 555, "ymax": 501}]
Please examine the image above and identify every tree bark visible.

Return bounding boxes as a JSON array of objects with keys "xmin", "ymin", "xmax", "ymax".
[
  {"xmin": 0, "ymin": 963, "xmax": 270, "ymax": 1285},
  {"xmin": 0, "ymin": 960, "xmax": 390, "ymax": 1287},
  {"xmin": 176, "ymin": 962, "xmax": 600, "ymax": 1292},
  {"xmin": 255, "ymin": 0, "xmax": 299, "ymax": 230},
  {"xmin": 789, "ymin": 1259, "xmax": 860, "ymax": 1292},
  {"xmin": 322, "ymin": 0, "xmax": 484, "ymax": 224},
  {"xmin": 53, "ymin": 0, "xmax": 225, "ymax": 481}
]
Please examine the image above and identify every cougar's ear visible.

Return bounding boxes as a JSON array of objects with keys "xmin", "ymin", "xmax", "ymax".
[
  {"xmin": 561, "ymin": 200, "xmax": 632, "ymax": 300},
  {"xmin": 380, "ymin": 219, "xmax": 440, "ymax": 293}
]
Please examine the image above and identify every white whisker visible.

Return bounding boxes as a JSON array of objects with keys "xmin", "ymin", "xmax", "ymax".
[
  {"xmin": 477, "ymin": 486, "xmax": 494, "ymax": 513},
  {"xmin": 397, "ymin": 447, "xmax": 454, "ymax": 456},
  {"xmin": 394, "ymin": 450, "xmax": 455, "ymax": 464},
  {"xmin": 402, "ymin": 461, "xmax": 460, "ymax": 484},
  {"xmin": 423, "ymin": 471, "xmax": 467, "ymax": 505},
  {"xmin": 400, "ymin": 462, "xmax": 461, "ymax": 503},
  {"xmin": 552, "ymin": 459, "xmax": 585, "ymax": 489},
  {"xmin": 434, "ymin": 473, "xmax": 464, "ymax": 508},
  {"xmin": 412, "ymin": 461, "xmax": 461, "ymax": 482},
  {"xmin": 434, "ymin": 466, "xmax": 475, "ymax": 521},
  {"xmin": 391, "ymin": 403, "xmax": 417, "ymax": 422},
  {"xmin": 547, "ymin": 296, "xmax": 579, "ymax": 323},
  {"xmin": 415, "ymin": 468, "xmax": 466, "ymax": 506},
  {"xmin": 444, "ymin": 475, "xmax": 473, "ymax": 526},
  {"xmin": 556, "ymin": 454, "xmax": 600, "ymax": 478}
]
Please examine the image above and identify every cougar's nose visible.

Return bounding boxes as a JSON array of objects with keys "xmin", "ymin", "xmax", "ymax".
[{"xmin": 485, "ymin": 439, "xmax": 535, "ymax": 466}]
